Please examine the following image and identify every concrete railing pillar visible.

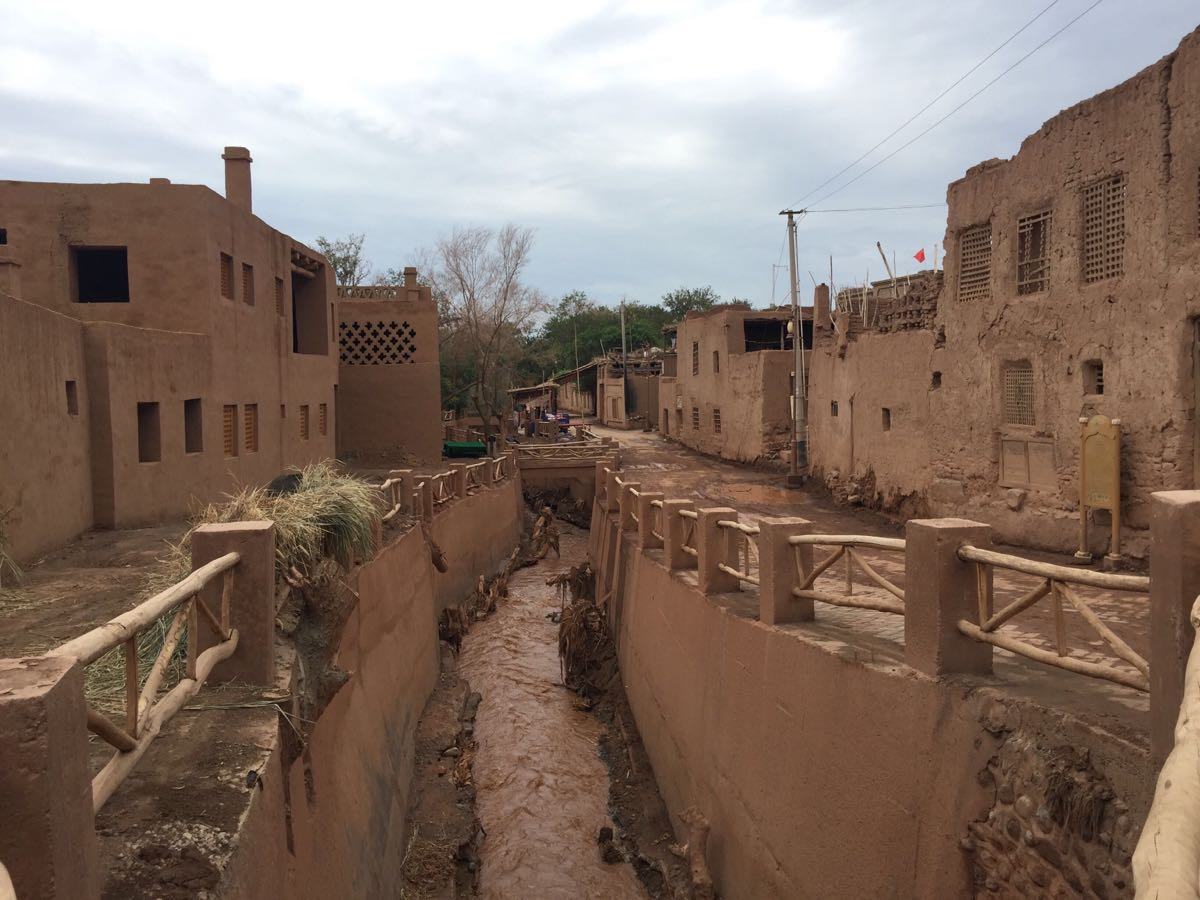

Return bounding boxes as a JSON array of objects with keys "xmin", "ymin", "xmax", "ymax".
[
  {"xmin": 190, "ymin": 520, "xmax": 277, "ymax": 685},
  {"xmin": 0, "ymin": 656, "xmax": 99, "ymax": 899},
  {"xmin": 638, "ymin": 491, "xmax": 665, "ymax": 550},
  {"xmin": 421, "ymin": 480, "xmax": 434, "ymax": 523},
  {"xmin": 663, "ymin": 500, "xmax": 697, "ymax": 570},
  {"xmin": 904, "ymin": 518, "xmax": 993, "ymax": 677},
  {"xmin": 619, "ymin": 483, "xmax": 641, "ymax": 531},
  {"xmin": 389, "ymin": 468, "xmax": 415, "ymax": 514},
  {"xmin": 697, "ymin": 508, "xmax": 740, "ymax": 594},
  {"xmin": 595, "ymin": 461, "xmax": 608, "ymax": 504},
  {"xmin": 758, "ymin": 517, "xmax": 816, "ymax": 625},
  {"xmin": 1150, "ymin": 491, "xmax": 1200, "ymax": 763},
  {"xmin": 448, "ymin": 464, "xmax": 468, "ymax": 499},
  {"xmin": 605, "ymin": 470, "xmax": 621, "ymax": 514},
  {"xmin": 480, "ymin": 458, "xmax": 495, "ymax": 487}
]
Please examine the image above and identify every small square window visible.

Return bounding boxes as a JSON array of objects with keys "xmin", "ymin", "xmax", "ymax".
[
  {"xmin": 882, "ymin": 408, "xmax": 891, "ymax": 431},
  {"xmin": 1083, "ymin": 360, "xmax": 1104, "ymax": 395},
  {"xmin": 244, "ymin": 404, "xmax": 258, "ymax": 452},
  {"xmin": 220, "ymin": 253, "xmax": 234, "ymax": 300},
  {"xmin": 830, "ymin": 401, "xmax": 839, "ymax": 417},
  {"xmin": 242, "ymin": 263, "xmax": 255, "ymax": 306},
  {"xmin": 65, "ymin": 380, "xmax": 79, "ymax": 416},
  {"xmin": 74, "ymin": 247, "xmax": 130, "ymax": 303},
  {"xmin": 184, "ymin": 398, "xmax": 203, "ymax": 453},
  {"xmin": 931, "ymin": 371, "xmax": 942, "ymax": 390},
  {"xmin": 137, "ymin": 402, "xmax": 161, "ymax": 463}
]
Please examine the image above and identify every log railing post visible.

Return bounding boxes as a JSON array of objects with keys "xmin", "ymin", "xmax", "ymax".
[
  {"xmin": 1150, "ymin": 491, "xmax": 1200, "ymax": 764},
  {"xmin": 189, "ymin": 520, "xmax": 276, "ymax": 685},
  {"xmin": 638, "ymin": 491, "xmax": 665, "ymax": 550},
  {"xmin": 449, "ymin": 464, "xmax": 468, "ymax": 499},
  {"xmin": 758, "ymin": 517, "xmax": 815, "ymax": 625},
  {"xmin": 663, "ymin": 500, "xmax": 697, "ymax": 570},
  {"xmin": 0, "ymin": 656, "xmax": 99, "ymax": 899},
  {"xmin": 605, "ymin": 470, "xmax": 621, "ymax": 514},
  {"xmin": 620, "ymin": 483, "xmax": 642, "ymax": 532},
  {"xmin": 595, "ymin": 461, "xmax": 609, "ymax": 504},
  {"xmin": 697, "ymin": 508, "xmax": 740, "ymax": 594},
  {"xmin": 904, "ymin": 518, "xmax": 993, "ymax": 677}
]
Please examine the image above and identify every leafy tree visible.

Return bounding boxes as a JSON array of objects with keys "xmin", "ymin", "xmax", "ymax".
[
  {"xmin": 661, "ymin": 285, "xmax": 720, "ymax": 321},
  {"xmin": 314, "ymin": 233, "xmax": 372, "ymax": 287}
]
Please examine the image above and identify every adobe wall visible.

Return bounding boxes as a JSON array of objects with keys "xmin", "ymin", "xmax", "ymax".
[
  {"xmin": 662, "ymin": 308, "xmax": 792, "ymax": 462},
  {"xmin": 220, "ymin": 477, "xmax": 524, "ymax": 897},
  {"xmin": 807, "ymin": 328, "xmax": 937, "ymax": 516},
  {"xmin": 602, "ymin": 523, "xmax": 1152, "ymax": 898},
  {"xmin": 335, "ymin": 284, "xmax": 442, "ymax": 465},
  {"xmin": 429, "ymin": 475, "xmax": 525, "ymax": 612},
  {"xmin": 0, "ymin": 292, "xmax": 92, "ymax": 562}
]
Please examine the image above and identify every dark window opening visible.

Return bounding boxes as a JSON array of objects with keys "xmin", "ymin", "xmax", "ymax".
[
  {"xmin": 292, "ymin": 268, "xmax": 329, "ymax": 355},
  {"xmin": 137, "ymin": 402, "xmax": 161, "ymax": 463},
  {"xmin": 831, "ymin": 401, "xmax": 839, "ymax": 417},
  {"xmin": 882, "ymin": 408, "xmax": 892, "ymax": 431},
  {"xmin": 281, "ymin": 403, "xmax": 287, "ymax": 419},
  {"xmin": 65, "ymin": 380, "xmax": 79, "ymax": 416},
  {"xmin": 0, "ymin": 228, "xmax": 7, "ymax": 245},
  {"xmin": 931, "ymin": 371, "xmax": 942, "ymax": 390},
  {"xmin": 184, "ymin": 398, "xmax": 203, "ymax": 453},
  {"xmin": 1083, "ymin": 360, "xmax": 1104, "ymax": 395},
  {"xmin": 712, "ymin": 350, "xmax": 720, "ymax": 373},
  {"xmin": 744, "ymin": 318, "xmax": 797, "ymax": 351},
  {"xmin": 74, "ymin": 247, "xmax": 130, "ymax": 302}
]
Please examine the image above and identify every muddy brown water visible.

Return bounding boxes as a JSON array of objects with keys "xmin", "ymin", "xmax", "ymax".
[{"xmin": 458, "ymin": 526, "xmax": 647, "ymax": 900}]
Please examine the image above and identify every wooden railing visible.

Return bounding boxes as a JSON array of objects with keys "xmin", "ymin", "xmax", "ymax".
[
  {"xmin": 49, "ymin": 552, "xmax": 243, "ymax": 812},
  {"xmin": 717, "ymin": 519, "xmax": 761, "ymax": 587},
  {"xmin": 382, "ymin": 456, "xmax": 514, "ymax": 524},
  {"xmin": 678, "ymin": 507, "xmax": 699, "ymax": 558},
  {"xmin": 790, "ymin": 534, "xmax": 906, "ymax": 615},
  {"xmin": 513, "ymin": 441, "xmax": 610, "ymax": 461},
  {"xmin": 955, "ymin": 544, "xmax": 1150, "ymax": 691},
  {"xmin": 649, "ymin": 498, "xmax": 665, "ymax": 542}
]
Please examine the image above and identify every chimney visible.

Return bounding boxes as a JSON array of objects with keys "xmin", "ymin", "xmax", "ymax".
[
  {"xmin": 403, "ymin": 266, "xmax": 418, "ymax": 288},
  {"xmin": 222, "ymin": 146, "xmax": 253, "ymax": 213},
  {"xmin": 0, "ymin": 256, "xmax": 22, "ymax": 298},
  {"xmin": 814, "ymin": 283, "xmax": 831, "ymax": 330}
]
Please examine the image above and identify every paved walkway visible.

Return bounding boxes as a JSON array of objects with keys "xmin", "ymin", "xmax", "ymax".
[{"xmin": 595, "ymin": 426, "xmax": 1150, "ymax": 741}]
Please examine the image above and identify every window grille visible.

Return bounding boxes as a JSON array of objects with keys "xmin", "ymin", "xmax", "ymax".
[
  {"xmin": 220, "ymin": 254, "xmax": 234, "ymax": 299},
  {"xmin": 691, "ymin": 406, "xmax": 699, "ymax": 430},
  {"xmin": 243, "ymin": 404, "xmax": 258, "ymax": 452},
  {"xmin": 319, "ymin": 403, "xmax": 328, "ymax": 436},
  {"xmin": 338, "ymin": 320, "xmax": 418, "ymax": 365},
  {"xmin": 300, "ymin": 405, "xmax": 310, "ymax": 440},
  {"xmin": 713, "ymin": 408, "xmax": 722, "ymax": 433},
  {"xmin": 1083, "ymin": 175, "xmax": 1125, "ymax": 283},
  {"xmin": 1016, "ymin": 210, "xmax": 1051, "ymax": 295},
  {"xmin": 223, "ymin": 404, "xmax": 237, "ymax": 456},
  {"xmin": 1083, "ymin": 360, "xmax": 1104, "ymax": 395},
  {"xmin": 830, "ymin": 401, "xmax": 839, "ymax": 417},
  {"xmin": 1002, "ymin": 362, "xmax": 1035, "ymax": 426},
  {"xmin": 957, "ymin": 224, "xmax": 992, "ymax": 301},
  {"xmin": 242, "ymin": 264, "xmax": 255, "ymax": 306},
  {"xmin": 274, "ymin": 277, "xmax": 284, "ymax": 316},
  {"xmin": 692, "ymin": 342, "xmax": 699, "ymax": 376}
]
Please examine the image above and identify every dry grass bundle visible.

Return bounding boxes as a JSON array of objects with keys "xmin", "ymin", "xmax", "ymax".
[
  {"xmin": 85, "ymin": 461, "xmax": 383, "ymax": 712},
  {"xmin": 0, "ymin": 506, "xmax": 21, "ymax": 589}
]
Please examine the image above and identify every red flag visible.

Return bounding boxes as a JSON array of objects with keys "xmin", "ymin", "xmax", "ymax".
[{"xmin": 913, "ymin": 248, "xmax": 926, "ymax": 263}]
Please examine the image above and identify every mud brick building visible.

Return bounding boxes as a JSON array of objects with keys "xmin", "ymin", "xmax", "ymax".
[
  {"xmin": 659, "ymin": 305, "xmax": 811, "ymax": 462},
  {"xmin": 0, "ymin": 148, "xmax": 339, "ymax": 562},
  {"xmin": 808, "ymin": 27, "xmax": 1200, "ymax": 556},
  {"xmin": 335, "ymin": 271, "xmax": 443, "ymax": 464}
]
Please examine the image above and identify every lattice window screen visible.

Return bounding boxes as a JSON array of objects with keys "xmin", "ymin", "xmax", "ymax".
[
  {"xmin": 691, "ymin": 342, "xmax": 699, "ymax": 376},
  {"xmin": 713, "ymin": 408, "xmax": 722, "ymax": 433},
  {"xmin": 1016, "ymin": 210, "xmax": 1051, "ymax": 295},
  {"xmin": 338, "ymin": 320, "xmax": 418, "ymax": 365},
  {"xmin": 957, "ymin": 224, "xmax": 992, "ymax": 301},
  {"xmin": 242, "ymin": 264, "xmax": 255, "ymax": 306},
  {"xmin": 300, "ymin": 405, "xmax": 310, "ymax": 440},
  {"xmin": 275, "ymin": 278, "xmax": 284, "ymax": 316},
  {"xmin": 1083, "ymin": 175, "xmax": 1125, "ymax": 283},
  {"xmin": 691, "ymin": 407, "xmax": 699, "ymax": 430},
  {"xmin": 220, "ymin": 254, "xmax": 234, "ymax": 299},
  {"xmin": 1002, "ymin": 362, "xmax": 1035, "ymax": 426},
  {"xmin": 243, "ymin": 404, "xmax": 258, "ymax": 452},
  {"xmin": 319, "ymin": 403, "xmax": 328, "ymax": 436},
  {"xmin": 223, "ymin": 404, "xmax": 237, "ymax": 457}
]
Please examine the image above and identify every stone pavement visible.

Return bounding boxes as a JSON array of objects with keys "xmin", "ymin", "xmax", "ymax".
[{"xmin": 596, "ymin": 425, "xmax": 1151, "ymax": 739}]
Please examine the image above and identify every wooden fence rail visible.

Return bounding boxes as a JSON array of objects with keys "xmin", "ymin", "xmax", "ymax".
[{"xmin": 788, "ymin": 534, "xmax": 906, "ymax": 615}]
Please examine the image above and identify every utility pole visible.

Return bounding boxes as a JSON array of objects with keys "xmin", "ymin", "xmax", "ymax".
[
  {"xmin": 573, "ymin": 297, "xmax": 580, "ymax": 401},
  {"xmin": 780, "ymin": 209, "xmax": 807, "ymax": 483}
]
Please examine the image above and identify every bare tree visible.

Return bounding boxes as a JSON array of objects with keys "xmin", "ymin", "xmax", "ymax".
[
  {"xmin": 314, "ymin": 233, "xmax": 372, "ymax": 287},
  {"xmin": 428, "ymin": 225, "xmax": 547, "ymax": 433}
]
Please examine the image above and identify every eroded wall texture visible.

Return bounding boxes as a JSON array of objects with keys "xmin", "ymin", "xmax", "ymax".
[{"xmin": 809, "ymin": 28, "xmax": 1200, "ymax": 555}]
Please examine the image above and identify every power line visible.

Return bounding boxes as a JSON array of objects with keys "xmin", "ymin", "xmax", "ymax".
[
  {"xmin": 789, "ymin": 0, "xmax": 1064, "ymax": 209},
  {"xmin": 804, "ymin": 203, "xmax": 947, "ymax": 213},
  {"xmin": 807, "ymin": 0, "xmax": 1104, "ymax": 208}
]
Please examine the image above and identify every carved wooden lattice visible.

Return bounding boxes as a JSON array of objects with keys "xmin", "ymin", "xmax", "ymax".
[
  {"xmin": 338, "ymin": 320, "xmax": 418, "ymax": 365},
  {"xmin": 958, "ymin": 223, "xmax": 992, "ymax": 302},
  {"xmin": 1083, "ymin": 174, "xmax": 1125, "ymax": 283}
]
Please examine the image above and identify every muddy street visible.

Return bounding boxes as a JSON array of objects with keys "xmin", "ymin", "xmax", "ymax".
[{"xmin": 457, "ymin": 525, "xmax": 647, "ymax": 900}]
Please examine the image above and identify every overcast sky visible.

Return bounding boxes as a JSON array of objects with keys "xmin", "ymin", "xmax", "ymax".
[{"xmin": 1, "ymin": 1, "xmax": 1196, "ymax": 308}]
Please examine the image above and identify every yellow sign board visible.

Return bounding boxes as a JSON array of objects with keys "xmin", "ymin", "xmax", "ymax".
[{"xmin": 1077, "ymin": 415, "xmax": 1121, "ymax": 560}]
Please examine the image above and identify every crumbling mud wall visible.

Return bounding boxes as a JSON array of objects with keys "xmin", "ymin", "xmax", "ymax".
[
  {"xmin": 806, "ymin": 28, "xmax": 1200, "ymax": 556},
  {"xmin": 430, "ymin": 476, "xmax": 525, "ymax": 613},
  {"xmin": 609, "ymin": 536, "xmax": 1153, "ymax": 898},
  {"xmin": 217, "ymin": 480, "xmax": 524, "ymax": 898}
]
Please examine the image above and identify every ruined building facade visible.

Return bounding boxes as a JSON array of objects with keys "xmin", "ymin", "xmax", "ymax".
[
  {"xmin": 808, "ymin": 28, "xmax": 1200, "ymax": 555},
  {"xmin": 0, "ymin": 149, "xmax": 339, "ymax": 562}
]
